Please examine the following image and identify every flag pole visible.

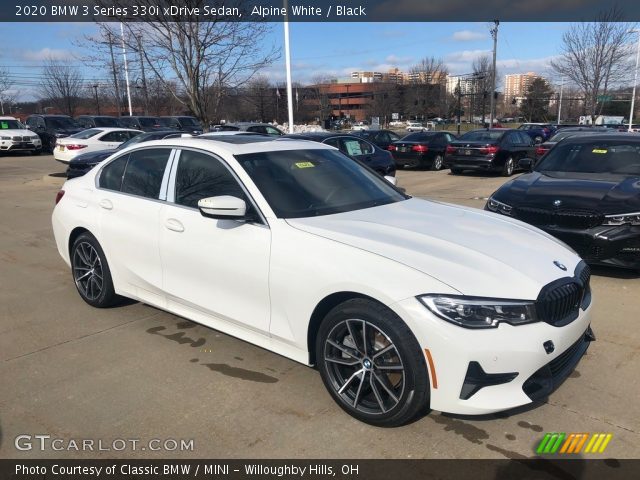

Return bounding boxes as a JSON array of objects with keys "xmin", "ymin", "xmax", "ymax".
[{"xmin": 283, "ymin": 0, "xmax": 294, "ymax": 133}]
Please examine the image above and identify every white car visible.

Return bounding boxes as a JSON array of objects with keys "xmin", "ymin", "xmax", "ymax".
[
  {"xmin": 52, "ymin": 137, "xmax": 594, "ymax": 426},
  {"xmin": 53, "ymin": 128, "xmax": 142, "ymax": 164},
  {"xmin": 351, "ymin": 122, "xmax": 370, "ymax": 132},
  {"xmin": 0, "ymin": 116, "xmax": 42, "ymax": 154},
  {"xmin": 406, "ymin": 122, "xmax": 425, "ymax": 132}
]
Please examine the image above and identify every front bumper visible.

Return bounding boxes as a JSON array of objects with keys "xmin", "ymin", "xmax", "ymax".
[
  {"xmin": 389, "ymin": 296, "xmax": 593, "ymax": 415},
  {"xmin": 0, "ymin": 141, "xmax": 41, "ymax": 152},
  {"xmin": 543, "ymin": 225, "xmax": 640, "ymax": 270}
]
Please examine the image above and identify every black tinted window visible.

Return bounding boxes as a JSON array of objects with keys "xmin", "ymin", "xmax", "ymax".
[
  {"xmin": 174, "ymin": 150, "xmax": 245, "ymax": 208},
  {"xmin": 536, "ymin": 141, "xmax": 640, "ymax": 174},
  {"xmin": 99, "ymin": 155, "xmax": 128, "ymax": 191},
  {"xmin": 121, "ymin": 148, "xmax": 171, "ymax": 199}
]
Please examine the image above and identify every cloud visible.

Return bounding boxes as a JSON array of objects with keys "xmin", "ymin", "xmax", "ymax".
[
  {"xmin": 452, "ymin": 30, "xmax": 487, "ymax": 42},
  {"xmin": 21, "ymin": 48, "xmax": 73, "ymax": 62},
  {"xmin": 384, "ymin": 54, "xmax": 413, "ymax": 65}
]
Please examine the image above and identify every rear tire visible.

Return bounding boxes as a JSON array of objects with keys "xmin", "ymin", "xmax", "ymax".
[
  {"xmin": 431, "ymin": 154, "xmax": 444, "ymax": 171},
  {"xmin": 71, "ymin": 232, "xmax": 119, "ymax": 308},
  {"xmin": 502, "ymin": 157, "xmax": 515, "ymax": 177},
  {"xmin": 316, "ymin": 298, "xmax": 429, "ymax": 427}
]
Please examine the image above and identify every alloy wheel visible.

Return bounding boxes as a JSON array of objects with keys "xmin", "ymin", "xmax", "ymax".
[
  {"xmin": 323, "ymin": 319, "xmax": 405, "ymax": 415},
  {"xmin": 72, "ymin": 241, "xmax": 104, "ymax": 301},
  {"xmin": 433, "ymin": 155, "xmax": 443, "ymax": 170}
]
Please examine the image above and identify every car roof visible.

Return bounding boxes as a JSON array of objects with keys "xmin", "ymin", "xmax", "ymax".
[
  {"xmin": 121, "ymin": 137, "xmax": 333, "ymax": 156},
  {"xmin": 76, "ymin": 115, "xmax": 118, "ymax": 118},
  {"xmin": 81, "ymin": 127, "xmax": 142, "ymax": 133},
  {"xmin": 0, "ymin": 116, "xmax": 18, "ymax": 120},
  {"xmin": 282, "ymin": 132, "xmax": 363, "ymax": 141},
  {"xmin": 552, "ymin": 133, "xmax": 640, "ymax": 143}
]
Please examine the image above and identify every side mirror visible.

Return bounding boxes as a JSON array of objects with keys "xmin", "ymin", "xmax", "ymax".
[
  {"xmin": 384, "ymin": 175, "xmax": 397, "ymax": 186},
  {"xmin": 518, "ymin": 158, "xmax": 534, "ymax": 172},
  {"xmin": 198, "ymin": 196, "xmax": 247, "ymax": 219}
]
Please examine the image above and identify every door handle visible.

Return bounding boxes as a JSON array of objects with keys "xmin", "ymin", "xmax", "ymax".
[
  {"xmin": 99, "ymin": 199, "xmax": 113, "ymax": 210},
  {"xmin": 165, "ymin": 218, "xmax": 185, "ymax": 233}
]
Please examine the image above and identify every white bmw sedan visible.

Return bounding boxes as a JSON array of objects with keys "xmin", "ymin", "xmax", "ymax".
[
  {"xmin": 53, "ymin": 128, "xmax": 143, "ymax": 164},
  {"xmin": 52, "ymin": 136, "xmax": 594, "ymax": 426}
]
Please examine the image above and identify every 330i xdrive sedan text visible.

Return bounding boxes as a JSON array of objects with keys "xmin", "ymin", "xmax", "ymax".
[{"xmin": 52, "ymin": 137, "xmax": 594, "ymax": 426}]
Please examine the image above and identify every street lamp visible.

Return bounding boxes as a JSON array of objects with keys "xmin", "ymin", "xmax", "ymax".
[{"xmin": 629, "ymin": 29, "xmax": 640, "ymax": 132}]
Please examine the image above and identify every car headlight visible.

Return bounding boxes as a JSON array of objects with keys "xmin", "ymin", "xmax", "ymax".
[
  {"xmin": 486, "ymin": 196, "xmax": 513, "ymax": 216},
  {"xmin": 418, "ymin": 295, "xmax": 538, "ymax": 329},
  {"xmin": 603, "ymin": 212, "xmax": 640, "ymax": 226}
]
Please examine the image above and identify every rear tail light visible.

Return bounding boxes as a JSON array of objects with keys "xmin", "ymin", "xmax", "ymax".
[
  {"xmin": 66, "ymin": 144, "xmax": 87, "ymax": 150},
  {"xmin": 55, "ymin": 190, "xmax": 65, "ymax": 205},
  {"xmin": 479, "ymin": 145, "xmax": 500, "ymax": 154},
  {"xmin": 412, "ymin": 144, "xmax": 429, "ymax": 153},
  {"xmin": 543, "ymin": 128, "xmax": 550, "ymax": 134},
  {"xmin": 387, "ymin": 144, "xmax": 397, "ymax": 151},
  {"xmin": 536, "ymin": 146, "xmax": 548, "ymax": 156},
  {"xmin": 445, "ymin": 145, "xmax": 456, "ymax": 154}
]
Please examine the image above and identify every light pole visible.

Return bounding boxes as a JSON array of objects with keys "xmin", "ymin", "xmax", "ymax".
[
  {"xmin": 93, "ymin": 84, "xmax": 100, "ymax": 114},
  {"xmin": 629, "ymin": 29, "xmax": 640, "ymax": 132},
  {"xmin": 557, "ymin": 76, "xmax": 564, "ymax": 126},
  {"xmin": 489, "ymin": 20, "xmax": 499, "ymax": 126}
]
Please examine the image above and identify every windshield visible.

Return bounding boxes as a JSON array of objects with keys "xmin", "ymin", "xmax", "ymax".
[
  {"xmin": 235, "ymin": 149, "xmax": 407, "ymax": 218},
  {"xmin": 403, "ymin": 132, "xmax": 436, "ymax": 141},
  {"xmin": 179, "ymin": 117, "xmax": 201, "ymax": 127},
  {"xmin": 94, "ymin": 117, "xmax": 120, "ymax": 127},
  {"xmin": 536, "ymin": 140, "xmax": 640, "ymax": 175},
  {"xmin": 117, "ymin": 133, "xmax": 157, "ymax": 150},
  {"xmin": 70, "ymin": 129, "xmax": 102, "ymax": 139},
  {"xmin": 548, "ymin": 131, "xmax": 600, "ymax": 142},
  {"xmin": 139, "ymin": 117, "xmax": 159, "ymax": 127},
  {"xmin": 47, "ymin": 117, "xmax": 78, "ymax": 129},
  {"xmin": 0, "ymin": 119, "xmax": 23, "ymax": 129},
  {"xmin": 458, "ymin": 130, "xmax": 504, "ymax": 142}
]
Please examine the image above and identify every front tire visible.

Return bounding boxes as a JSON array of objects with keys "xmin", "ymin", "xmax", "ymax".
[
  {"xmin": 71, "ymin": 232, "xmax": 119, "ymax": 308},
  {"xmin": 316, "ymin": 298, "xmax": 429, "ymax": 427}
]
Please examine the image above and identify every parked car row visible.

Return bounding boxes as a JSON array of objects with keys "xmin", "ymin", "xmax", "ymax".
[{"xmin": 22, "ymin": 114, "xmax": 203, "ymax": 152}]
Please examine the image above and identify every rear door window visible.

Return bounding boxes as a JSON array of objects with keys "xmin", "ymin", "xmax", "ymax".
[{"xmin": 120, "ymin": 148, "xmax": 172, "ymax": 199}]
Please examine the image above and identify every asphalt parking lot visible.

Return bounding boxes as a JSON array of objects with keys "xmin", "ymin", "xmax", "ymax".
[{"xmin": 1, "ymin": 153, "xmax": 639, "ymax": 459}]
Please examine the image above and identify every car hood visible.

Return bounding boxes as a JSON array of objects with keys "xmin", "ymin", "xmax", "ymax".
[
  {"xmin": 0, "ymin": 129, "xmax": 39, "ymax": 137},
  {"xmin": 495, "ymin": 171, "xmax": 640, "ymax": 214},
  {"xmin": 286, "ymin": 198, "xmax": 580, "ymax": 299}
]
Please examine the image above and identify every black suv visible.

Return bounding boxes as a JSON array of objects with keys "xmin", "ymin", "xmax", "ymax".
[
  {"xmin": 444, "ymin": 128, "xmax": 536, "ymax": 176},
  {"xmin": 158, "ymin": 116, "xmax": 203, "ymax": 135},
  {"xmin": 117, "ymin": 116, "xmax": 163, "ymax": 132},
  {"xmin": 25, "ymin": 114, "xmax": 83, "ymax": 153},
  {"xmin": 75, "ymin": 115, "xmax": 122, "ymax": 129}
]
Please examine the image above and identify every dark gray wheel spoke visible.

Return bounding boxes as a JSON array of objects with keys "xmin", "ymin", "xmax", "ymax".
[
  {"xmin": 324, "ymin": 355, "xmax": 360, "ymax": 367},
  {"xmin": 373, "ymin": 372, "xmax": 399, "ymax": 404},
  {"xmin": 372, "ymin": 343, "xmax": 394, "ymax": 359},
  {"xmin": 345, "ymin": 320, "xmax": 362, "ymax": 354},
  {"xmin": 76, "ymin": 270, "xmax": 92, "ymax": 281},
  {"xmin": 327, "ymin": 339, "xmax": 360, "ymax": 360},
  {"xmin": 338, "ymin": 368, "xmax": 364, "ymax": 394},
  {"xmin": 375, "ymin": 364, "xmax": 404, "ymax": 371},
  {"xmin": 369, "ymin": 373, "xmax": 387, "ymax": 413},
  {"xmin": 353, "ymin": 371, "xmax": 366, "ymax": 408}
]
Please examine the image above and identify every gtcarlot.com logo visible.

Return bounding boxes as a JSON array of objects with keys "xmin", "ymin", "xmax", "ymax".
[{"xmin": 536, "ymin": 432, "xmax": 612, "ymax": 455}]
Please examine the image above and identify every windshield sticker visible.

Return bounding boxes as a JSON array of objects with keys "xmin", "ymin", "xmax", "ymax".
[
  {"xmin": 345, "ymin": 141, "xmax": 363, "ymax": 156},
  {"xmin": 294, "ymin": 162, "xmax": 315, "ymax": 169},
  {"xmin": 592, "ymin": 149, "xmax": 608, "ymax": 154},
  {"xmin": 0, "ymin": 122, "xmax": 8, "ymax": 129}
]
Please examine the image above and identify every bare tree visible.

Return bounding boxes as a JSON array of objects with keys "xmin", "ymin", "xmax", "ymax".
[
  {"xmin": 98, "ymin": 1, "xmax": 279, "ymax": 127},
  {"xmin": 40, "ymin": 58, "xmax": 84, "ymax": 116},
  {"xmin": 307, "ymin": 75, "xmax": 333, "ymax": 124},
  {"xmin": 0, "ymin": 67, "xmax": 13, "ymax": 115},
  {"xmin": 472, "ymin": 55, "xmax": 494, "ymax": 121},
  {"xmin": 404, "ymin": 57, "xmax": 448, "ymax": 119},
  {"xmin": 551, "ymin": 7, "xmax": 635, "ymax": 119}
]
